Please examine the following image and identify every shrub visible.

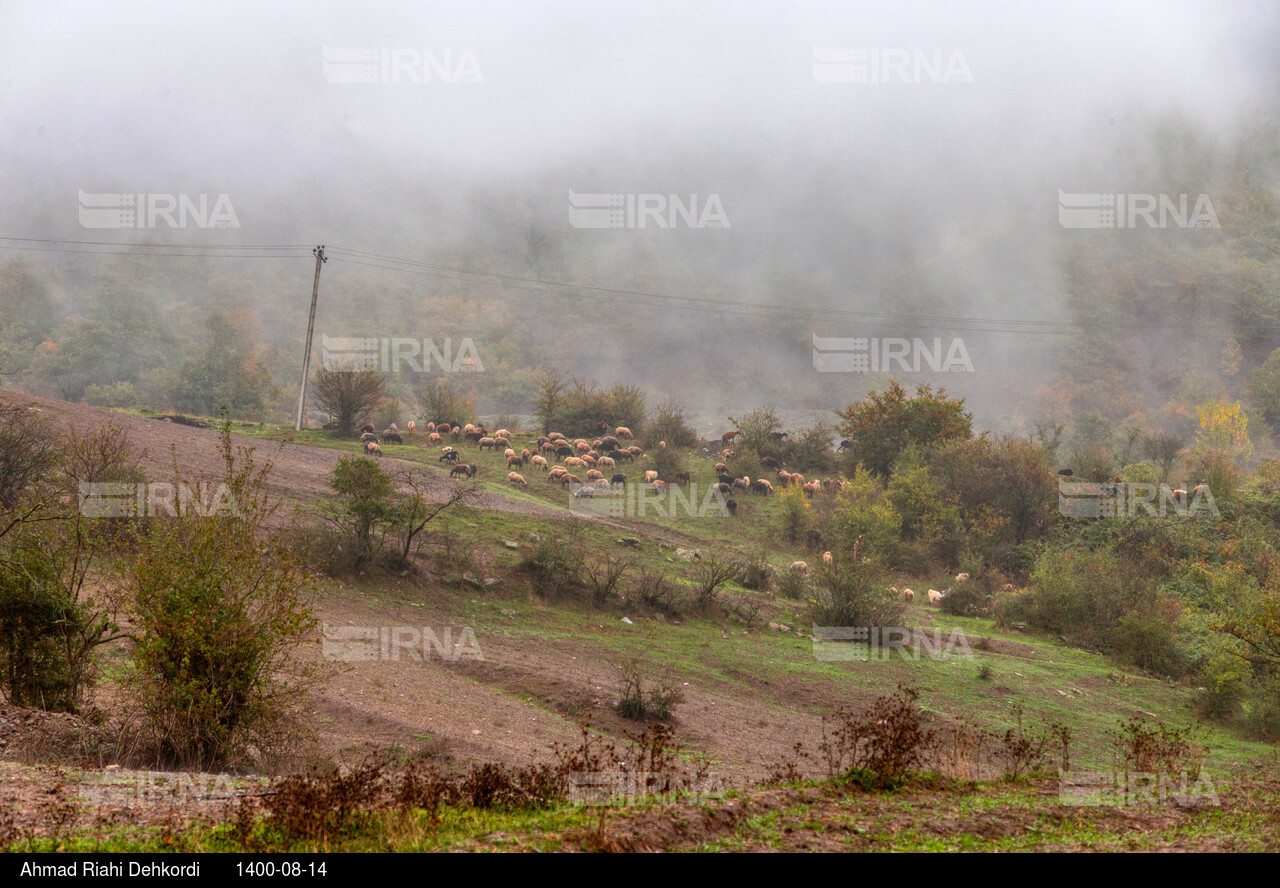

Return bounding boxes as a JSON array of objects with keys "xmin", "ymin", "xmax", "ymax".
[
  {"xmin": 689, "ymin": 553, "xmax": 739, "ymax": 613},
  {"xmin": 808, "ymin": 541, "xmax": 903, "ymax": 630},
  {"xmin": 778, "ymin": 483, "xmax": 810, "ymax": 543},
  {"xmin": 583, "ymin": 555, "xmax": 631, "ymax": 608},
  {"xmin": 646, "ymin": 401, "xmax": 699, "ymax": 449},
  {"xmin": 630, "ymin": 568, "xmax": 679, "ymax": 614},
  {"xmin": 518, "ymin": 530, "xmax": 583, "ymax": 599},
  {"xmin": 737, "ymin": 550, "xmax": 773, "ymax": 593},
  {"xmin": 124, "ymin": 424, "xmax": 320, "ymax": 769},
  {"xmin": 612, "ymin": 656, "xmax": 685, "ymax": 721},
  {"xmin": 818, "ymin": 686, "xmax": 933, "ymax": 788}
]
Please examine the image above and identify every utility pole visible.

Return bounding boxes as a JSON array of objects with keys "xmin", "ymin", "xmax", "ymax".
[{"xmin": 294, "ymin": 245, "xmax": 326, "ymax": 431}]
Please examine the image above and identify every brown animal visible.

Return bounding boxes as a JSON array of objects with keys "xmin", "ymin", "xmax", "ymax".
[
  {"xmin": 822, "ymin": 551, "xmax": 833, "ymax": 564},
  {"xmin": 429, "ymin": 432, "xmax": 442, "ymax": 444},
  {"xmin": 495, "ymin": 429, "xmax": 511, "ymax": 439},
  {"xmin": 674, "ymin": 472, "xmax": 692, "ymax": 484},
  {"xmin": 451, "ymin": 463, "xmax": 476, "ymax": 478},
  {"xmin": 477, "ymin": 437, "xmax": 496, "ymax": 450},
  {"xmin": 564, "ymin": 456, "xmax": 585, "ymax": 467},
  {"xmin": 406, "ymin": 421, "xmax": 416, "ymax": 432},
  {"xmin": 615, "ymin": 426, "xmax": 633, "ymax": 439},
  {"xmin": 721, "ymin": 430, "xmax": 739, "ymax": 444},
  {"xmin": 903, "ymin": 588, "xmax": 915, "ymax": 602},
  {"xmin": 586, "ymin": 469, "xmax": 605, "ymax": 481},
  {"xmin": 521, "ymin": 448, "xmax": 531, "ymax": 464},
  {"xmin": 507, "ymin": 455, "xmax": 523, "ymax": 468},
  {"xmin": 493, "ymin": 437, "xmax": 510, "ymax": 450},
  {"xmin": 364, "ymin": 441, "xmax": 382, "ymax": 456},
  {"xmin": 626, "ymin": 445, "xmax": 644, "ymax": 457},
  {"xmin": 714, "ymin": 462, "xmax": 728, "ymax": 474},
  {"xmin": 597, "ymin": 456, "xmax": 615, "ymax": 470},
  {"xmin": 560, "ymin": 473, "xmax": 582, "ymax": 487},
  {"xmin": 531, "ymin": 454, "xmax": 549, "ymax": 470},
  {"xmin": 507, "ymin": 472, "xmax": 527, "ymax": 487},
  {"xmin": 425, "ymin": 422, "xmax": 436, "ymax": 433}
]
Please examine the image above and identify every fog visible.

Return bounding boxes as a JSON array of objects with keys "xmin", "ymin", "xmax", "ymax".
[{"xmin": 2, "ymin": 0, "xmax": 1278, "ymax": 434}]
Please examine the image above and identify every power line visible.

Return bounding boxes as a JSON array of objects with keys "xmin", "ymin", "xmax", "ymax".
[{"xmin": 1, "ymin": 234, "xmax": 1275, "ymax": 337}]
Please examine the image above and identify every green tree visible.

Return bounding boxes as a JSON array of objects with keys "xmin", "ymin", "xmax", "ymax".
[
  {"xmin": 312, "ymin": 364, "xmax": 386, "ymax": 435},
  {"xmin": 836, "ymin": 380, "xmax": 972, "ymax": 479}
]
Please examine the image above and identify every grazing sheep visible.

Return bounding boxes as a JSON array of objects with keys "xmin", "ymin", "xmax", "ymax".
[
  {"xmin": 615, "ymin": 426, "xmax": 633, "ymax": 439},
  {"xmin": 955, "ymin": 572, "xmax": 970, "ymax": 582},
  {"xmin": 521, "ymin": 448, "xmax": 531, "ymax": 464},
  {"xmin": 644, "ymin": 470, "xmax": 659, "ymax": 483},
  {"xmin": 493, "ymin": 437, "xmax": 510, "ymax": 450},
  {"xmin": 425, "ymin": 422, "xmax": 436, "ymax": 433},
  {"xmin": 582, "ymin": 455, "xmax": 597, "ymax": 467},
  {"xmin": 438, "ymin": 449, "xmax": 460, "ymax": 463},
  {"xmin": 611, "ymin": 472, "xmax": 627, "ymax": 487},
  {"xmin": 429, "ymin": 432, "xmax": 442, "ymax": 444},
  {"xmin": 382, "ymin": 431, "xmax": 403, "ymax": 444},
  {"xmin": 751, "ymin": 479, "xmax": 773, "ymax": 495},
  {"xmin": 732, "ymin": 476, "xmax": 750, "ymax": 493},
  {"xmin": 626, "ymin": 445, "xmax": 644, "ymax": 458},
  {"xmin": 928, "ymin": 589, "xmax": 944, "ymax": 604},
  {"xmin": 548, "ymin": 432, "xmax": 566, "ymax": 441},
  {"xmin": 803, "ymin": 480, "xmax": 820, "ymax": 497},
  {"xmin": 531, "ymin": 454, "xmax": 549, "ymax": 470},
  {"xmin": 360, "ymin": 432, "xmax": 379, "ymax": 443},
  {"xmin": 1057, "ymin": 468, "xmax": 1074, "ymax": 477},
  {"xmin": 504, "ymin": 448, "xmax": 517, "ymax": 459},
  {"xmin": 822, "ymin": 551, "xmax": 833, "ymax": 564},
  {"xmin": 463, "ymin": 423, "xmax": 476, "ymax": 435},
  {"xmin": 714, "ymin": 462, "xmax": 729, "ymax": 474},
  {"xmin": 495, "ymin": 428, "xmax": 511, "ymax": 439},
  {"xmin": 361, "ymin": 423, "xmax": 375, "ymax": 434},
  {"xmin": 564, "ymin": 456, "xmax": 585, "ymax": 468},
  {"xmin": 721, "ymin": 430, "xmax": 739, "ymax": 444},
  {"xmin": 555, "ymin": 445, "xmax": 575, "ymax": 460},
  {"xmin": 586, "ymin": 469, "xmax": 605, "ymax": 481},
  {"xmin": 477, "ymin": 437, "xmax": 496, "ymax": 450},
  {"xmin": 652, "ymin": 480, "xmax": 668, "ymax": 493},
  {"xmin": 450, "ymin": 426, "xmax": 462, "ymax": 437},
  {"xmin": 837, "ymin": 439, "xmax": 852, "ymax": 452},
  {"xmin": 675, "ymin": 472, "xmax": 692, "ymax": 484},
  {"xmin": 507, "ymin": 472, "xmax": 527, "ymax": 487},
  {"xmin": 600, "ymin": 435, "xmax": 620, "ymax": 450},
  {"xmin": 726, "ymin": 499, "xmax": 738, "ymax": 516},
  {"xmin": 903, "ymin": 588, "xmax": 915, "ymax": 602},
  {"xmin": 406, "ymin": 421, "xmax": 416, "ymax": 433},
  {"xmin": 721, "ymin": 449, "xmax": 735, "ymax": 460},
  {"xmin": 548, "ymin": 466, "xmax": 569, "ymax": 481},
  {"xmin": 761, "ymin": 456, "xmax": 780, "ymax": 470},
  {"xmin": 560, "ymin": 473, "xmax": 582, "ymax": 488},
  {"xmin": 718, "ymin": 472, "xmax": 735, "ymax": 485},
  {"xmin": 507, "ymin": 455, "xmax": 523, "ymax": 468},
  {"xmin": 451, "ymin": 463, "xmax": 477, "ymax": 479},
  {"xmin": 777, "ymin": 470, "xmax": 794, "ymax": 487},
  {"xmin": 790, "ymin": 561, "xmax": 808, "ymax": 574},
  {"xmin": 597, "ymin": 456, "xmax": 615, "ymax": 470},
  {"xmin": 575, "ymin": 440, "xmax": 590, "ymax": 453},
  {"xmin": 1002, "ymin": 583, "xmax": 1015, "ymax": 592},
  {"xmin": 540, "ymin": 441, "xmax": 558, "ymax": 454},
  {"xmin": 364, "ymin": 441, "xmax": 382, "ymax": 456}
]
